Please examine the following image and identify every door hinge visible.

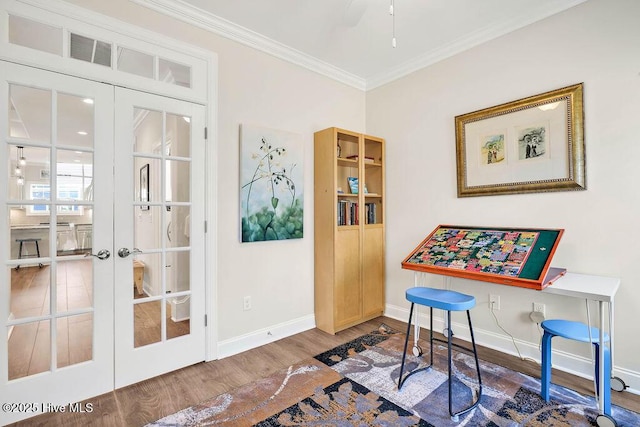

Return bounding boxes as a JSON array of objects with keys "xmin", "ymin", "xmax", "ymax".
[
  {"xmin": 205, "ymin": 314, "xmax": 208, "ymax": 327},
  {"xmin": 204, "ymin": 127, "xmax": 208, "ymax": 140}
]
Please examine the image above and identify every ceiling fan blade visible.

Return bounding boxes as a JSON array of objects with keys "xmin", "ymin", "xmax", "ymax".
[{"xmin": 342, "ymin": 0, "xmax": 368, "ymax": 27}]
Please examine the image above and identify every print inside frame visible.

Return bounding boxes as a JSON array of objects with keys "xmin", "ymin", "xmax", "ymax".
[{"xmin": 455, "ymin": 83, "xmax": 585, "ymax": 197}]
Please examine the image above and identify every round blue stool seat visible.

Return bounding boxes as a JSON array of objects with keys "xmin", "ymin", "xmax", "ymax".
[
  {"xmin": 541, "ymin": 319, "xmax": 609, "ymax": 343},
  {"xmin": 406, "ymin": 287, "xmax": 476, "ymax": 311}
]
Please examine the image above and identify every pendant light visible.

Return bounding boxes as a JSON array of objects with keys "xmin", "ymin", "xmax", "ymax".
[
  {"xmin": 390, "ymin": 0, "xmax": 396, "ymax": 48},
  {"xmin": 15, "ymin": 146, "xmax": 25, "ymax": 185},
  {"xmin": 19, "ymin": 146, "xmax": 26, "ymax": 166}
]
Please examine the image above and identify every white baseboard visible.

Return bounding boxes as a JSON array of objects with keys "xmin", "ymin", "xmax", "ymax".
[
  {"xmin": 217, "ymin": 314, "xmax": 316, "ymax": 359},
  {"xmin": 385, "ymin": 303, "xmax": 640, "ymax": 395}
]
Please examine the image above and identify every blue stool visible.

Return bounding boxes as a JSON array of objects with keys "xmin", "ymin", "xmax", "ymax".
[
  {"xmin": 398, "ymin": 287, "xmax": 482, "ymax": 421},
  {"xmin": 541, "ymin": 319, "xmax": 611, "ymax": 416}
]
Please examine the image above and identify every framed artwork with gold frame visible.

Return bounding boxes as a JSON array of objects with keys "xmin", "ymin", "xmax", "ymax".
[{"xmin": 455, "ymin": 83, "xmax": 585, "ymax": 197}]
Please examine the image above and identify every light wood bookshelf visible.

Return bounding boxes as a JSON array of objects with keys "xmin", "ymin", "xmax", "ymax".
[{"xmin": 314, "ymin": 127, "xmax": 385, "ymax": 334}]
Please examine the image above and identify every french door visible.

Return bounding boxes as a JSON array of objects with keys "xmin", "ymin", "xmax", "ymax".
[
  {"xmin": 0, "ymin": 62, "xmax": 206, "ymax": 423},
  {"xmin": 114, "ymin": 87, "xmax": 206, "ymax": 388}
]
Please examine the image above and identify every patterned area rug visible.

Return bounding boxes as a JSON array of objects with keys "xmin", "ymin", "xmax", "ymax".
[{"xmin": 148, "ymin": 326, "xmax": 640, "ymax": 426}]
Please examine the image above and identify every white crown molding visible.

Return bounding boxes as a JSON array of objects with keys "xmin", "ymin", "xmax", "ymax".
[
  {"xmin": 366, "ymin": 0, "xmax": 588, "ymax": 90},
  {"xmin": 132, "ymin": 0, "xmax": 366, "ymax": 91},
  {"xmin": 133, "ymin": 0, "xmax": 585, "ymax": 92}
]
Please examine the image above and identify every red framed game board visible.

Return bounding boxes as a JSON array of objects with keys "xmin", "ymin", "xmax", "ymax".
[{"xmin": 402, "ymin": 225, "xmax": 565, "ymax": 290}]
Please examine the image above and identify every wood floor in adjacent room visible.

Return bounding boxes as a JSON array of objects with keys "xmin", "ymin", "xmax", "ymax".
[{"xmin": 11, "ymin": 316, "xmax": 640, "ymax": 427}]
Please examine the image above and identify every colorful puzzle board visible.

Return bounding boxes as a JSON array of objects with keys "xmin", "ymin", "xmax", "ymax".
[{"xmin": 402, "ymin": 225, "xmax": 565, "ymax": 290}]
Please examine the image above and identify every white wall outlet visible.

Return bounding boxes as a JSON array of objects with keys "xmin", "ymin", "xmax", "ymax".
[
  {"xmin": 243, "ymin": 296, "xmax": 252, "ymax": 311},
  {"xmin": 489, "ymin": 294, "xmax": 500, "ymax": 310},
  {"xmin": 530, "ymin": 302, "xmax": 546, "ymax": 323},
  {"xmin": 533, "ymin": 302, "xmax": 545, "ymax": 316}
]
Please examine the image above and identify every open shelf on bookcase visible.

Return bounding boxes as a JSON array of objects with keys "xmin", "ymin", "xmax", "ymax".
[{"xmin": 337, "ymin": 157, "xmax": 358, "ymax": 165}]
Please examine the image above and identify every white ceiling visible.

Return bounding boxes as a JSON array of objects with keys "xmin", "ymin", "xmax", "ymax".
[{"xmin": 138, "ymin": 0, "xmax": 587, "ymax": 89}]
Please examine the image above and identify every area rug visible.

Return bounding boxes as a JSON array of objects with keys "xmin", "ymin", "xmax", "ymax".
[{"xmin": 148, "ymin": 325, "xmax": 640, "ymax": 426}]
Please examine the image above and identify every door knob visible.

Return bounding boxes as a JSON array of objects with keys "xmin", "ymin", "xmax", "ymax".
[
  {"xmin": 118, "ymin": 247, "xmax": 142, "ymax": 258},
  {"xmin": 84, "ymin": 249, "xmax": 111, "ymax": 260}
]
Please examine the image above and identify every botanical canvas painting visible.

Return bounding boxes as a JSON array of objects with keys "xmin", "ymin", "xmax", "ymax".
[{"xmin": 240, "ymin": 124, "xmax": 303, "ymax": 242}]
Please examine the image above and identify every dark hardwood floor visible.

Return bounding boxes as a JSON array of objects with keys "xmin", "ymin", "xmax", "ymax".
[{"xmin": 11, "ymin": 316, "xmax": 640, "ymax": 426}]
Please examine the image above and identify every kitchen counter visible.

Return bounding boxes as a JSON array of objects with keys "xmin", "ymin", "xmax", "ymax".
[
  {"xmin": 11, "ymin": 223, "xmax": 92, "ymax": 230},
  {"xmin": 9, "ymin": 224, "xmax": 93, "ymax": 259}
]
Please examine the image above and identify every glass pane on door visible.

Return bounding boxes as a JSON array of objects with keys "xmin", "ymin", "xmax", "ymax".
[
  {"xmin": 8, "ymin": 320, "xmax": 51, "ymax": 380},
  {"xmin": 8, "ymin": 85, "xmax": 51, "ymax": 141},
  {"xmin": 56, "ymin": 259, "xmax": 93, "ymax": 313},
  {"xmin": 133, "ymin": 253, "xmax": 161, "ymax": 298},
  {"xmin": 166, "ymin": 295, "xmax": 190, "ymax": 340},
  {"xmin": 57, "ymin": 93, "xmax": 95, "ymax": 149},
  {"xmin": 10, "ymin": 264, "xmax": 50, "ymax": 318},
  {"xmin": 134, "ymin": 300, "xmax": 162, "ymax": 348},
  {"xmin": 57, "ymin": 313, "xmax": 93, "ymax": 368}
]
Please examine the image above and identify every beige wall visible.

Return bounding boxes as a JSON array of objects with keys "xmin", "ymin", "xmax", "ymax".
[
  {"xmin": 367, "ymin": 0, "xmax": 640, "ymax": 390},
  {"xmin": 65, "ymin": 0, "xmax": 366, "ymax": 343}
]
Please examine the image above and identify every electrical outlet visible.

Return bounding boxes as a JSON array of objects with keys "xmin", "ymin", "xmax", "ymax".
[
  {"xmin": 489, "ymin": 294, "xmax": 500, "ymax": 310},
  {"xmin": 243, "ymin": 296, "xmax": 252, "ymax": 311},
  {"xmin": 530, "ymin": 302, "xmax": 546, "ymax": 323}
]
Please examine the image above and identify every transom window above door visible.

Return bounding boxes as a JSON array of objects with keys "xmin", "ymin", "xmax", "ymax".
[
  {"xmin": 1, "ymin": 0, "xmax": 211, "ymax": 104},
  {"xmin": 8, "ymin": 15, "xmax": 191, "ymax": 88}
]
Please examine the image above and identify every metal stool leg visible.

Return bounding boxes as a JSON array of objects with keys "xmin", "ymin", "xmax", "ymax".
[
  {"xmin": 398, "ymin": 303, "xmax": 415, "ymax": 389},
  {"xmin": 449, "ymin": 309, "xmax": 483, "ymax": 421},
  {"xmin": 399, "ymin": 303, "xmax": 434, "ymax": 390}
]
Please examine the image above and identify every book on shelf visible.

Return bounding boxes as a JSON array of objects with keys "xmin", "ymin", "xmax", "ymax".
[
  {"xmin": 365, "ymin": 202, "xmax": 377, "ymax": 224},
  {"xmin": 347, "ymin": 177, "xmax": 359, "ymax": 194},
  {"xmin": 337, "ymin": 200, "xmax": 359, "ymax": 226}
]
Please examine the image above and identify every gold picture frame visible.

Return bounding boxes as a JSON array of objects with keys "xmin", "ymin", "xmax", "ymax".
[{"xmin": 455, "ymin": 83, "xmax": 585, "ymax": 197}]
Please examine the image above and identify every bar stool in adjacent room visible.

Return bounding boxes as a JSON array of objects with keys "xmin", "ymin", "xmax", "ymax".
[
  {"xmin": 15, "ymin": 237, "xmax": 43, "ymax": 270},
  {"xmin": 398, "ymin": 287, "xmax": 483, "ymax": 421},
  {"xmin": 541, "ymin": 319, "xmax": 614, "ymax": 425}
]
